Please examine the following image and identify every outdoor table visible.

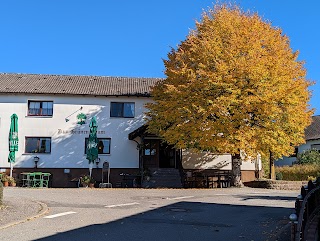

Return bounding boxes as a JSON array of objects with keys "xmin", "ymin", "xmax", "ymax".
[
  {"xmin": 184, "ymin": 176, "xmax": 207, "ymax": 188},
  {"xmin": 184, "ymin": 173, "xmax": 231, "ymax": 188},
  {"xmin": 20, "ymin": 172, "xmax": 51, "ymax": 188},
  {"xmin": 120, "ymin": 173, "xmax": 141, "ymax": 188}
]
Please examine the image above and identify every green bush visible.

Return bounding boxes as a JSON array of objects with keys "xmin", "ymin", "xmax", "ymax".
[
  {"xmin": 296, "ymin": 149, "xmax": 320, "ymax": 165},
  {"xmin": 275, "ymin": 164, "xmax": 320, "ymax": 181},
  {"xmin": 275, "ymin": 172, "xmax": 283, "ymax": 180}
]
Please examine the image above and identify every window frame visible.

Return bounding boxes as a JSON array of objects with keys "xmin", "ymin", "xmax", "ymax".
[
  {"xmin": 25, "ymin": 137, "xmax": 52, "ymax": 154},
  {"xmin": 144, "ymin": 140, "xmax": 157, "ymax": 156},
  {"xmin": 27, "ymin": 100, "xmax": 54, "ymax": 117},
  {"xmin": 85, "ymin": 138, "xmax": 111, "ymax": 155},
  {"xmin": 110, "ymin": 102, "xmax": 135, "ymax": 118},
  {"xmin": 311, "ymin": 144, "xmax": 320, "ymax": 150}
]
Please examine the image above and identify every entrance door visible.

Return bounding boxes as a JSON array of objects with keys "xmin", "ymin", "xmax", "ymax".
[
  {"xmin": 159, "ymin": 142, "xmax": 176, "ymax": 168},
  {"xmin": 143, "ymin": 139, "xmax": 160, "ymax": 168}
]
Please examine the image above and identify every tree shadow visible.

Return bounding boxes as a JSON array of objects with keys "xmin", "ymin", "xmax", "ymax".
[
  {"xmin": 238, "ymin": 195, "xmax": 296, "ymax": 202},
  {"xmin": 34, "ymin": 201, "xmax": 292, "ymax": 241}
]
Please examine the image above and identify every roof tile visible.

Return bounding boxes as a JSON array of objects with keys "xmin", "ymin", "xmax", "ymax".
[
  {"xmin": 0, "ymin": 73, "xmax": 162, "ymax": 96},
  {"xmin": 305, "ymin": 115, "xmax": 320, "ymax": 141}
]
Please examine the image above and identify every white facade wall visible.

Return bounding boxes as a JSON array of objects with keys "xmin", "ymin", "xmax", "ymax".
[
  {"xmin": 182, "ymin": 151, "xmax": 260, "ymax": 171},
  {"xmin": 276, "ymin": 139, "xmax": 320, "ymax": 166},
  {"xmin": 0, "ymin": 94, "xmax": 148, "ymax": 170},
  {"xmin": 0, "ymin": 93, "xmax": 260, "ymax": 172}
]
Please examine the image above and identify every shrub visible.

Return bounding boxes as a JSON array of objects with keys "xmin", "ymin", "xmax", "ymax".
[
  {"xmin": 307, "ymin": 176, "xmax": 316, "ymax": 181},
  {"xmin": 8, "ymin": 177, "xmax": 16, "ymax": 186},
  {"xmin": 1, "ymin": 174, "xmax": 9, "ymax": 182},
  {"xmin": 80, "ymin": 175, "xmax": 91, "ymax": 186},
  {"xmin": 275, "ymin": 172, "xmax": 283, "ymax": 180},
  {"xmin": 261, "ymin": 157, "xmax": 270, "ymax": 179},
  {"xmin": 275, "ymin": 164, "xmax": 320, "ymax": 181},
  {"xmin": 296, "ymin": 149, "xmax": 320, "ymax": 165}
]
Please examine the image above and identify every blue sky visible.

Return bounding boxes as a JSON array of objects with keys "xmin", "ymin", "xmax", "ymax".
[{"xmin": 0, "ymin": 1, "xmax": 319, "ymax": 114}]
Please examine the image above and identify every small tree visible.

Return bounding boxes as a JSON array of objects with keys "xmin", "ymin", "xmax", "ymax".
[
  {"xmin": 296, "ymin": 149, "xmax": 320, "ymax": 165},
  {"xmin": 146, "ymin": 3, "xmax": 313, "ymax": 186}
]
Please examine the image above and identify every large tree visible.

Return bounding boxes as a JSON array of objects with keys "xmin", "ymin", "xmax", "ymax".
[{"xmin": 146, "ymin": 4, "xmax": 313, "ymax": 186}]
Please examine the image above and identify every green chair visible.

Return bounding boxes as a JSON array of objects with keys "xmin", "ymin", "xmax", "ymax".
[
  {"xmin": 21, "ymin": 173, "xmax": 31, "ymax": 187},
  {"xmin": 31, "ymin": 172, "xmax": 42, "ymax": 188},
  {"xmin": 42, "ymin": 173, "xmax": 51, "ymax": 188}
]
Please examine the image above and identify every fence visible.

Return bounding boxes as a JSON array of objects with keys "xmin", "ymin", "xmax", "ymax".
[{"xmin": 290, "ymin": 179, "xmax": 320, "ymax": 241}]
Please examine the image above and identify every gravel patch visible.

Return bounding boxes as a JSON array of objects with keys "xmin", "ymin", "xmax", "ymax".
[{"xmin": 0, "ymin": 196, "xmax": 46, "ymax": 228}]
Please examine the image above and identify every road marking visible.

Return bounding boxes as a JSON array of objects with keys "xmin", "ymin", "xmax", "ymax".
[
  {"xmin": 44, "ymin": 211, "xmax": 77, "ymax": 219},
  {"xmin": 167, "ymin": 196, "xmax": 194, "ymax": 200},
  {"xmin": 105, "ymin": 202, "xmax": 140, "ymax": 208}
]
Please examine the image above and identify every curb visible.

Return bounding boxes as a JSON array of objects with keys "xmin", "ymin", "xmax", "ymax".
[{"xmin": 0, "ymin": 201, "xmax": 49, "ymax": 230}]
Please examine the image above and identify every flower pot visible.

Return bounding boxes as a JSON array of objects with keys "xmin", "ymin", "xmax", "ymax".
[
  {"xmin": 10, "ymin": 182, "xmax": 16, "ymax": 187},
  {"xmin": 3, "ymin": 181, "xmax": 9, "ymax": 187},
  {"xmin": 89, "ymin": 183, "xmax": 95, "ymax": 188}
]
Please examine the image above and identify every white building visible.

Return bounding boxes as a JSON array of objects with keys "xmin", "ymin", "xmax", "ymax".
[
  {"xmin": 0, "ymin": 73, "xmax": 259, "ymax": 187},
  {"xmin": 276, "ymin": 115, "xmax": 320, "ymax": 166}
]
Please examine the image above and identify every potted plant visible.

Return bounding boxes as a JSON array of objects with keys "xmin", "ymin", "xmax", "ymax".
[
  {"xmin": 80, "ymin": 175, "xmax": 91, "ymax": 187},
  {"xmin": 8, "ymin": 177, "xmax": 16, "ymax": 187},
  {"xmin": 89, "ymin": 177, "xmax": 95, "ymax": 188},
  {"xmin": 143, "ymin": 168, "xmax": 152, "ymax": 182},
  {"xmin": 1, "ymin": 174, "xmax": 10, "ymax": 187}
]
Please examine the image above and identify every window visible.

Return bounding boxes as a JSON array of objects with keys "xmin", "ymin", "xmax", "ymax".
[
  {"xmin": 25, "ymin": 137, "xmax": 51, "ymax": 153},
  {"xmin": 28, "ymin": 101, "xmax": 53, "ymax": 116},
  {"xmin": 110, "ymin": 102, "xmax": 134, "ymax": 118},
  {"xmin": 144, "ymin": 140, "xmax": 157, "ymax": 156},
  {"xmin": 311, "ymin": 144, "xmax": 320, "ymax": 151},
  {"xmin": 85, "ymin": 138, "xmax": 111, "ymax": 154}
]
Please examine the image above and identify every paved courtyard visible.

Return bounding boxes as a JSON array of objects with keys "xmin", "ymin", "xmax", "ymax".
[{"xmin": 1, "ymin": 187, "xmax": 297, "ymax": 241}]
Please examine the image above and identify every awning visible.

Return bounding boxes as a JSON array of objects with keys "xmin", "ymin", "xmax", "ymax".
[{"xmin": 128, "ymin": 125, "xmax": 149, "ymax": 140}]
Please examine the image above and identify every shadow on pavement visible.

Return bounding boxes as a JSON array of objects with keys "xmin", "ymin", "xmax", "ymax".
[
  {"xmin": 34, "ymin": 201, "xmax": 292, "ymax": 241},
  {"xmin": 238, "ymin": 195, "xmax": 296, "ymax": 202}
]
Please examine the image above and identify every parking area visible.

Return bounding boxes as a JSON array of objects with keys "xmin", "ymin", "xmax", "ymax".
[{"xmin": 2, "ymin": 187, "xmax": 297, "ymax": 241}]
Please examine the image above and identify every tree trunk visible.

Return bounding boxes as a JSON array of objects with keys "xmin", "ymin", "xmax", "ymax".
[
  {"xmin": 231, "ymin": 153, "xmax": 243, "ymax": 187},
  {"xmin": 269, "ymin": 151, "xmax": 275, "ymax": 180}
]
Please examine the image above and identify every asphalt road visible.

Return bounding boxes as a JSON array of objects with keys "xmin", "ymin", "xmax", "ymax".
[{"xmin": 1, "ymin": 187, "xmax": 297, "ymax": 241}]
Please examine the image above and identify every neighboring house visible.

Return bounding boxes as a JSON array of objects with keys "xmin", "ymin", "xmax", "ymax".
[
  {"xmin": 276, "ymin": 115, "xmax": 320, "ymax": 166},
  {"xmin": 0, "ymin": 73, "xmax": 259, "ymax": 187}
]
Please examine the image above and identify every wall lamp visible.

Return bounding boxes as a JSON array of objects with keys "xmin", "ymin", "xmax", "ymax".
[{"xmin": 34, "ymin": 156, "xmax": 40, "ymax": 168}]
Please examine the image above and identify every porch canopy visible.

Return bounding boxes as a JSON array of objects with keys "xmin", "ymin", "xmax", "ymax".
[
  {"xmin": 128, "ymin": 124, "xmax": 157, "ymax": 140},
  {"xmin": 128, "ymin": 125, "xmax": 180, "ymax": 170}
]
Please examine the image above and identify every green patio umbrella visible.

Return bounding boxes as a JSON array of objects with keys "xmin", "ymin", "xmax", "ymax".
[
  {"xmin": 8, "ymin": 114, "xmax": 18, "ymax": 177},
  {"xmin": 86, "ymin": 116, "xmax": 98, "ymax": 177}
]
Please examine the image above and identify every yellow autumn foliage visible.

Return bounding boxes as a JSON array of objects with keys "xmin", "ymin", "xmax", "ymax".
[{"xmin": 146, "ymin": 4, "xmax": 313, "ymax": 160}]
